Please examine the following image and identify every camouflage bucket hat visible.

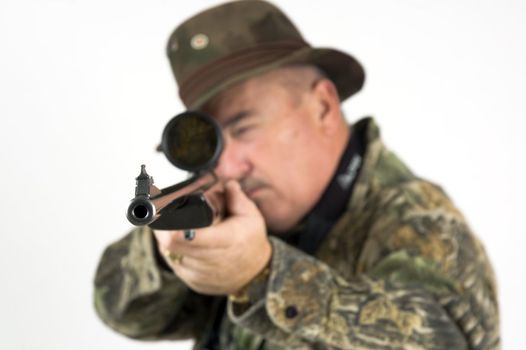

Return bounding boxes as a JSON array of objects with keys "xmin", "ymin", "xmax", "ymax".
[{"xmin": 167, "ymin": 0, "xmax": 365, "ymax": 109}]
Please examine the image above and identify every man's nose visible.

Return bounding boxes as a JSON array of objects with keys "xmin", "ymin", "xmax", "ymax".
[{"xmin": 214, "ymin": 140, "xmax": 250, "ymax": 180}]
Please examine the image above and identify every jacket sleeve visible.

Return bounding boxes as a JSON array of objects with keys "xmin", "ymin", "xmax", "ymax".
[
  {"xmin": 93, "ymin": 226, "xmax": 216, "ymax": 341},
  {"xmin": 227, "ymin": 184, "xmax": 500, "ymax": 349}
]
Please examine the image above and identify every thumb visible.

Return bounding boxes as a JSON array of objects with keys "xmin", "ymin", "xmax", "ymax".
[{"xmin": 225, "ymin": 180, "xmax": 257, "ymax": 216}]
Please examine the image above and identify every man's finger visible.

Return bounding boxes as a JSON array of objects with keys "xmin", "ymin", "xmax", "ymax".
[
  {"xmin": 153, "ymin": 229, "xmax": 177, "ymax": 247},
  {"xmin": 153, "ymin": 228, "xmax": 219, "ymax": 250},
  {"xmin": 165, "ymin": 240, "xmax": 225, "ymax": 260},
  {"xmin": 225, "ymin": 180, "xmax": 257, "ymax": 216},
  {"xmin": 169, "ymin": 225, "xmax": 232, "ymax": 248}
]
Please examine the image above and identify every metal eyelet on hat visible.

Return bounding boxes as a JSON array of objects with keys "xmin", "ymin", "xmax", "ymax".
[
  {"xmin": 191, "ymin": 33, "xmax": 209, "ymax": 50},
  {"xmin": 170, "ymin": 40, "xmax": 179, "ymax": 52}
]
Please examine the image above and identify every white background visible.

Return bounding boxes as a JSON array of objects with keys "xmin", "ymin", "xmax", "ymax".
[{"xmin": 1, "ymin": 0, "xmax": 525, "ymax": 349}]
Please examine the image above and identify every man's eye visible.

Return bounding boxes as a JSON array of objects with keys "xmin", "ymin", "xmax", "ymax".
[{"xmin": 232, "ymin": 125, "xmax": 254, "ymax": 137}]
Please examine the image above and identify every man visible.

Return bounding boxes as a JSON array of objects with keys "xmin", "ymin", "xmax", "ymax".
[{"xmin": 94, "ymin": 1, "xmax": 500, "ymax": 349}]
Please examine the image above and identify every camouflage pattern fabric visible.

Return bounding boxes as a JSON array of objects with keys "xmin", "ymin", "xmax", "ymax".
[{"xmin": 94, "ymin": 118, "xmax": 500, "ymax": 349}]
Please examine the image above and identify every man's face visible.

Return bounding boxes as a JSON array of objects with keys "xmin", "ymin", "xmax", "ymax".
[{"xmin": 203, "ymin": 68, "xmax": 338, "ymax": 232}]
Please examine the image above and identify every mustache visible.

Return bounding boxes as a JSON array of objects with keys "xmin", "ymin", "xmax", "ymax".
[{"xmin": 238, "ymin": 178, "xmax": 270, "ymax": 193}]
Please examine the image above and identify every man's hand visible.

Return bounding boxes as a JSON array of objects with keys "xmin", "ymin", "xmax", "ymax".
[{"xmin": 153, "ymin": 180, "xmax": 272, "ymax": 295}]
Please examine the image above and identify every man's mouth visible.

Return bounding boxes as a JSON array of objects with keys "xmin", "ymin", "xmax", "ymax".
[
  {"xmin": 240, "ymin": 179, "xmax": 269, "ymax": 199},
  {"xmin": 244, "ymin": 186, "xmax": 265, "ymax": 198}
]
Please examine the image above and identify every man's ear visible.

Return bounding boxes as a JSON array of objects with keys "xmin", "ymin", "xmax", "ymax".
[{"xmin": 311, "ymin": 78, "xmax": 343, "ymax": 134}]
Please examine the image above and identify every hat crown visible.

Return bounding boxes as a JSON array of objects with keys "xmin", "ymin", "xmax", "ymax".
[
  {"xmin": 165, "ymin": 0, "xmax": 364, "ymax": 109},
  {"xmin": 167, "ymin": 0, "xmax": 305, "ymax": 87}
]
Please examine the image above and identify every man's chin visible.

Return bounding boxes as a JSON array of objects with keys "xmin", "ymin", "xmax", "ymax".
[{"xmin": 259, "ymin": 207, "xmax": 298, "ymax": 233}]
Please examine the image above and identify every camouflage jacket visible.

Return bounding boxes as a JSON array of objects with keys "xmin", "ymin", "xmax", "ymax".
[{"xmin": 94, "ymin": 118, "xmax": 500, "ymax": 349}]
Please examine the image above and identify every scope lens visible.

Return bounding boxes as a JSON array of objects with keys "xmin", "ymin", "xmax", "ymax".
[{"xmin": 161, "ymin": 111, "xmax": 222, "ymax": 172}]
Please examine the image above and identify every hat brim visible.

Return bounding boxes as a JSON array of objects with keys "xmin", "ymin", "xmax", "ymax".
[{"xmin": 187, "ymin": 47, "xmax": 365, "ymax": 109}]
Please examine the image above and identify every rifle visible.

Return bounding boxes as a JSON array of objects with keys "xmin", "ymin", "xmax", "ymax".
[{"xmin": 126, "ymin": 111, "xmax": 224, "ymax": 239}]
